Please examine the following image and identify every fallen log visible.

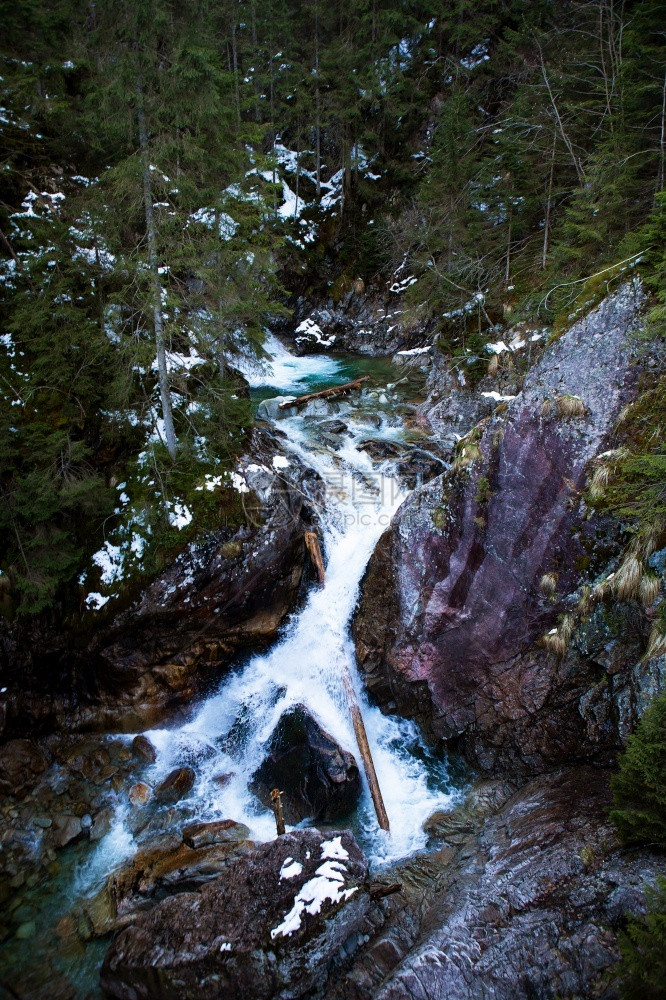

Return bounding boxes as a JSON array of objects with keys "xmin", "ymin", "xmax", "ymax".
[
  {"xmin": 342, "ymin": 670, "xmax": 390, "ymax": 832},
  {"xmin": 304, "ymin": 531, "xmax": 326, "ymax": 585},
  {"xmin": 278, "ymin": 376, "xmax": 370, "ymax": 410}
]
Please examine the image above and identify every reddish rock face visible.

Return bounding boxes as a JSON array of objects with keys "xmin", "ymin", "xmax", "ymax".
[{"xmin": 354, "ymin": 285, "xmax": 645, "ymax": 773}]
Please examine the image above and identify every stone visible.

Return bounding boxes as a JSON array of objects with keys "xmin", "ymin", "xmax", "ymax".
[
  {"xmin": 131, "ymin": 735, "xmax": 157, "ymax": 764},
  {"xmin": 0, "ymin": 739, "xmax": 47, "ymax": 798},
  {"xmin": 181, "ymin": 820, "xmax": 250, "ymax": 850},
  {"xmin": 154, "ymin": 767, "xmax": 195, "ymax": 804},
  {"xmin": 90, "ymin": 806, "xmax": 114, "ymax": 841},
  {"xmin": 51, "ymin": 814, "xmax": 82, "ymax": 849},
  {"xmin": 128, "ymin": 783, "xmax": 151, "ymax": 807},
  {"xmin": 213, "ymin": 771, "xmax": 235, "ymax": 787},
  {"xmin": 354, "ymin": 284, "xmax": 645, "ymax": 774},
  {"xmin": 256, "ymin": 395, "xmax": 298, "ymax": 421},
  {"xmin": 101, "ymin": 829, "xmax": 368, "ymax": 1000},
  {"xmin": 250, "ymin": 705, "xmax": 362, "ymax": 824},
  {"xmin": 76, "ymin": 830, "xmax": 255, "ymax": 938},
  {"xmin": 15, "ymin": 920, "xmax": 37, "ymax": 940}
]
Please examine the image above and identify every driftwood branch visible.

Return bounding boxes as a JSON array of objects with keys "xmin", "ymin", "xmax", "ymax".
[
  {"xmin": 278, "ymin": 376, "xmax": 370, "ymax": 410},
  {"xmin": 271, "ymin": 788, "xmax": 286, "ymax": 835},
  {"xmin": 304, "ymin": 531, "xmax": 326, "ymax": 585}
]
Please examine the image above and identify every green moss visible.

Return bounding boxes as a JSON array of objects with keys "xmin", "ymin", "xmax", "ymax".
[{"xmin": 475, "ymin": 475, "xmax": 492, "ymax": 505}]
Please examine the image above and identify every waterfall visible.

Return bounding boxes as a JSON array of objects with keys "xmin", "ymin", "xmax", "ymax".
[{"xmin": 118, "ymin": 336, "xmax": 456, "ymax": 868}]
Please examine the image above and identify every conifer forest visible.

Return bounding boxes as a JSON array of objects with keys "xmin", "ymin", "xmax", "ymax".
[{"xmin": 1, "ymin": 2, "xmax": 666, "ymax": 998}]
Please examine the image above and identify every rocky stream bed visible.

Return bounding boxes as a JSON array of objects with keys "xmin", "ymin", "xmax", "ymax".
[{"xmin": 1, "ymin": 285, "xmax": 665, "ymax": 999}]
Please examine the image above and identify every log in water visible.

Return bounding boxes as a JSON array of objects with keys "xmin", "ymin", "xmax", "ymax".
[{"xmin": 278, "ymin": 376, "xmax": 370, "ymax": 409}]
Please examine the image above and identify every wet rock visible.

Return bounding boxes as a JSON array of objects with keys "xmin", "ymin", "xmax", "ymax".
[
  {"xmin": 90, "ymin": 806, "xmax": 114, "ymax": 841},
  {"xmin": 0, "ymin": 739, "xmax": 47, "ymax": 798},
  {"xmin": 424, "ymin": 778, "xmax": 517, "ymax": 842},
  {"xmin": 77, "ymin": 829, "xmax": 255, "ymax": 938},
  {"xmin": 128, "ymin": 783, "xmax": 151, "ymax": 807},
  {"xmin": 15, "ymin": 920, "xmax": 36, "ymax": 939},
  {"xmin": 154, "ymin": 767, "xmax": 195, "ymax": 804},
  {"xmin": 250, "ymin": 705, "xmax": 361, "ymax": 823},
  {"xmin": 51, "ymin": 814, "xmax": 83, "ymax": 849},
  {"xmin": 357, "ymin": 439, "xmax": 402, "ymax": 461},
  {"xmin": 181, "ymin": 820, "xmax": 250, "ymax": 850},
  {"xmin": 213, "ymin": 771, "xmax": 235, "ymax": 787},
  {"xmin": 101, "ymin": 829, "xmax": 368, "ymax": 1000},
  {"xmin": 131, "ymin": 735, "xmax": 157, "ymax": 764},
  {"xmin": 256, "ymin": 395, "xmax": 297, "ymax": 421},
  {"xmin": 323, "ymin": 767, "xmax": 666, "ymax": 1000},
  {"xmin": 354, "ymin": 283, "xmax": 646, "ymax": 774},
  {"xmin": 319, "ymin": 419, "xmax": 348, "ymax": 435}
]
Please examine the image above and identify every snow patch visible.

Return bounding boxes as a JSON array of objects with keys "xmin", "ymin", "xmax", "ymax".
[{"xmin": 279, "ymin": 858, "xmax": 303, "ymax": 880}]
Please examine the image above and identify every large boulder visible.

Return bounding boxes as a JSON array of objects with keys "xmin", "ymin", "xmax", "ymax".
[
  {"xmin": 354, "ymin": 283, "xmax": 646, "ymax": 773},
  {"xmin": 251, "ymin": 705, "xmax": 362, "ymax": 823},
  {"xmin": 100, "ymin": 829, "xmax": 368, "ymax": 1000},
  {"xmin": 72, "ymin": 822, "xmax": 253, "ymax": 939}
]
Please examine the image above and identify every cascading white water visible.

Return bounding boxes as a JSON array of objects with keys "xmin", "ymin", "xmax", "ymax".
[{"xmin": 98, "ymin": 336, "xmax": 456, "ymax": 872}]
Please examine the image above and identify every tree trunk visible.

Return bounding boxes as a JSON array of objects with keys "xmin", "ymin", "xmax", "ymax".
[
  {"xmin": 657, "ymin": 67, "xmax": 666, "ymax": 191},
  {"xmin": 136, "ymin": 77, "xmax": 177, "ymax": 461},
  {"xmin": 314, "ymin": 5, "xmax": 321, "ymax": 198},
  {"xmin": 543, "ymin": 132, "xmax": 556, "ymax": 269},
  {"xmin": 231, "ymin": 22, "xmax": 241, "ymax": 125}
]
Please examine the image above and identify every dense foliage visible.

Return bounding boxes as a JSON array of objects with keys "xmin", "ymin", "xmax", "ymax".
[
  {"xmin": 1, "ymin": 0, "xmax": 665, "ymax": 615},
  {"xmin": 616, "ymin": 876, "xmax": 666, "ymax": 1000},
  {"xmin": 611, "ymin": 690, "xmax": 666, "ymax": 848}
]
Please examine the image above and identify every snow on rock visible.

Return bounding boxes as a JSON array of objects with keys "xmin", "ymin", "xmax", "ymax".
[
  {"xmin": 389, "ymin": 275, "xmax": 418, "ymax": 294},
  {"xmin": 279, "ymin": 858, "xmax": 303, "ymax": 881},
  {"xmin": 85, "ymin": 592, "xmax": 110, "ymax": 611},
  {"xmin": 397, "ymin": 345, "xmax": 431, "ymax": 356},
  {"xmin": 270, "ymin": 856, "xmax": 357, "ymax": 939},
  {"xmin": 272, "ymin": 455, "xmax": 290, "ymax": 469},
  {"xmin": 294, "ymin": 317, "xmax": 336, "ymax": 348},
  {"xmin": 481, "ymin": 391, "xmax": 517, "ymax": 402},
  {"xmin": 230, "ymin": 471, "xmax": 250, "ymax": 494},
  {"xmin": 486, "ymin": 340, "xmax": 510, "ymax": 355},
  {"xmin": 320, "ymin": 836, "xmax": 350, "ymax": 861}
]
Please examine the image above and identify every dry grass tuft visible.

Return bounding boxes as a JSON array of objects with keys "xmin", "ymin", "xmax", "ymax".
[
  {"xmin": 615, "ymin": 554, "xmax": 643, "ymax": 600},
  {"xmin": 645, "ymin": 625, "xmax": 666, "ymax": 660},
  {"xmin": 541, "ymin": 630, "xmax": 567, "ymax": 657},
  {"xmin": 555, "ymin": 394, "xmax": 586, "ymax": 418},
  {"xmin": 577, "ymin": 584, "xmax": 592, "ymax": 615},
  {"xmin": 559, "ymin": 613, "xmax": 575, "ymax": 644},
  {"xmin": 541, "ymin": 399, "xmax": 553, "ymax": 418},
  {"xmin": 639, "ymin": 572, "xmax": 661, "ymax": 608},
  {"xmin": 592, "ymin": 575, "xmax": 614, "ymax": 601},
  {"xmin": 589, "ymin": 463, "xmax": 612, "ymax": 500},
  {"xmin": 539, "ymin": 572, "xmax": 559, "ymax": 597}
]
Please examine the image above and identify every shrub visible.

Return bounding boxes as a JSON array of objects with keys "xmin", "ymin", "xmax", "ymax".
[
  {"xmin": 616, "ymin": 876, "xmax": 666, "ymax": 1000},
  {"xmin": 610, "ymin": 690, "xmax": 666, "ymax": 847}
]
